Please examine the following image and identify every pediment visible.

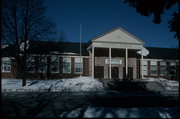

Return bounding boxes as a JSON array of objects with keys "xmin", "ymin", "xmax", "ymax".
[{"xmin": 92, "ymin": 27, "xmax": 144, "ymax": 45}]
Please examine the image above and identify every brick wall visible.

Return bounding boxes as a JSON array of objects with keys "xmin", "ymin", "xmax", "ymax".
[
  {"xmin": 2, "ymin": 58, "xmax": 17, "ymax": 79},
  {"xmin": 2, "ymin": 55, "xmax": 179, "ymax": 80},
  {"xmin": 143, "ymin": 60, "xmax": 179, "ymax": 80},
  {"xmin": 83, "ymin": 58, "xmax": 89, "ymax": 76},
  {"xmin": 2, "ymin": 56, "xmax": 90, "ymax": 79}
]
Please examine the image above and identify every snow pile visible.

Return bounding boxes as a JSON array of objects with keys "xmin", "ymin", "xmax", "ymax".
[
  {"xmin": 143, "ymin": 78, "xmax": 155, "ymax": 82},
  {"xmin": 1, "ymin": 44, "xmax": 9, "ymax": 49},
  {"xmin": 22, "ymin": 80, "xmax": 57, "ymax": 91},
  {"xmin": 158, "ymin": 78, "xmax": 179, "ymax": 90},
  {"xmin": 59, "ymin": 106, "xmax": 178, "ymax": 118},
  {"xmin": 2, "ymin": 79, "xmax": 32, "ymax": 92},
  {"xmin": 166, "ymin": 81, "xmax": 179, "ymax": 87},
  {"xmin": 142, "ymin": 78, "xmax": 179, "ymax": 90},
  {"xmin": 62, "ymin": 52, "xmax": 77, "ymax": 55},
  {"xmin": 60, "ymin": 108, "xmax": 82, "ymax": 118},
  {"xmin": 51, "ymin": 77, "xmax": 104, "ymax": 91},
  {"xmin": 2, "ymin": 77, "xmax": 104, "ymax": 92}
]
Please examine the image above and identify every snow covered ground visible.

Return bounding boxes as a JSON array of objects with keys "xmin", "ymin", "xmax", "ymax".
[
  {"xmin": 2, "ymin": 77, "xmax": 179, "ymax": 118},
  {"xmin": 157, "ymin": 78, "xmax": 179, "ymax": 90},
  {"xmin": 2, "ymin": 77, "xmax": 178, "ymax": 92},
  {"xmin": 59, "ymin": 106, "xmax": 178, "ymax": 118},
  {"xmin": 2, "ymin": 77, "xmax": 104, "ymax": 92},
  {"xmin": 142, "ymin": 77, "xmax": 156, "ymax": 82},
  {"xmin": 143, "ymin": 78, "xmax": 179, "ymax": 90}
]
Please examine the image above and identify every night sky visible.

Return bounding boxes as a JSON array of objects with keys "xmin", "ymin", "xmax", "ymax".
[{"xmin": 44, "ymin": 0, "xmax": 178, "ymax": 48}]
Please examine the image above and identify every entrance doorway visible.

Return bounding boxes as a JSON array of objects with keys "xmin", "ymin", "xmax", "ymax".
[
  {"xmin": 94, "ymin": 66, "xmax": 104, "ymax": 78},
  {"xmin": 108, "ymin": 67, "xmax": 119, "ymax": 78}
]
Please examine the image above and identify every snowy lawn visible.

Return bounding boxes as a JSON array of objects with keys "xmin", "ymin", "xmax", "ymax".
[
  {"xmin": 157, "ymin": 78, "xmax": 179, "ymax": 90},
  {"xmin": 2, "ymin": 77, "xmax": 104, "ymax": 92},
  {"xmin": 142, "ymin": 77, "xmax": 155, "ymax": 82},
  {"xmin": 142, "ymin": 78, "xmax": 179, "ymax": 91},
  {"xmin": 59, "ymin": 106, "xmax": 178, "ymax": 118}
]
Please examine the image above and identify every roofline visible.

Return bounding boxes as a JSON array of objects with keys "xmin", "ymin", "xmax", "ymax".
[
  {"xmin": 145, "ymin": 46, "xmax": 179, "ymax": 50},
  {"xmin": 30, "ymin": 40, "xmax": 89, "ymax": 44},
  {"xmin": 142, "ymin": 58, "xmax": 179, "ymax": 61},
  {"xmin": 90, "ymin": 27, "xmax": 145, "ymax": 44},
  {"xmin": 87, "ymin": 44, "xmax": 92, "ymax": 51}
]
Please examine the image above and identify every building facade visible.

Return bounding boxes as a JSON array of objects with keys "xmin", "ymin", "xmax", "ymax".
[{"xmin": 1, "ymin": 27, "xmax": 179, "ymax": 80}]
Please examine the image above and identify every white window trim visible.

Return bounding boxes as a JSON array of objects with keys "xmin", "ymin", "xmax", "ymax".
[
  {"xmin": 74, "ymin": 57, "xmax": 83, "ymax": 74},
  {"xmin": 150, "ymin": 65, "xmax": 158, "ymax": 75},
  {"xmin": 27, "ymin": 57, "xmax": 35, "ymax": 73},
  {"xmin": 63, "ymin": 57, "xmax": 71, "ymax": 74},
  {"xmin": 50, "ymin": 56, "xmax": 59, "ymax": 73},
  {"xmin": 160, "ymin": 66, "xmax": 167, "ymax": 76},
  {"xmin": 142, "ymin": 65, "xmax": 148, "ymax": 76},
  {"xmin": 2, "ymin": 57, "xmax": 11, "ymax": 73},
  {"xmin": 141, "ymin": 60, "xmax": 148, "ymax": 76},
  {"xmin": 168, "ymin": 63, "xmax": 176, "ymax": 76},
  {"xmin": 170, "ymin": 62, "xmax": 176, "ymax": 66},
  {"xmin": 142, "ymin": 60, "xmax": 148, "ymax": 65},
  {"xmin": 150, "ymin": 61, "xmax": 157, "ymax": 75},
  {"xmin": 38, "ymin": 57, "xmax": 47, "ymax": 73},
  {"xmin": 160, "ymin": 61, "xmax": 166, "ymax": 66}
]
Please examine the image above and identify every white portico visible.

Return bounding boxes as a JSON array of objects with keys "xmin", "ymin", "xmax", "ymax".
[{"xmin": 87, "ymin": 27, "xmax": 145, "ymax": 79}]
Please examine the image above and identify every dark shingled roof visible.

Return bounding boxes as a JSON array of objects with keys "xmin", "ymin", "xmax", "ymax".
[
  {"xmin": 1, "ymin": 44, "xmax": 16, "ymax": 57},
  {"xmin": 28, "ymin": 40, "xmax": 89, "ymax": 56},
  {"xmin": 1, "ymin": 40, "xmax": 89, "ymax": 56},
  {"xmin": 1, "ymin": 40, "xmax": 179, "ymax": 60},
  {"xmin": 144, "ymin": 47, "xmax": 179, "ymax": 60}
]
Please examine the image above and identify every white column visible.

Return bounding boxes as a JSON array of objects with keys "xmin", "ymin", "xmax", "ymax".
[
  {"xmin": 92, "ymin": 46, "xmax": 94, "ymax": 78},
  {"xmin": 109, "ymin": 47, "xmax": 111, "ymax": 79},
  {"xmin": 141, "ymin": 49, "xmax": 144, "ymax": 79},
  {"xmin": 125, "ymin": 48, "xmax": 128, "ymax": 79}
]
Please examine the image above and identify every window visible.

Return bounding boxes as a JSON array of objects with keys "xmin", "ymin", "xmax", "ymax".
[
  {"xmin": 74, "ymin": 57, "xmax": 83, "ymax": 74},
  {"xmin": 150, "ymin": 61, "xmax": 157, "ymax": 75},
  {"xmin": 38, "ymin": 57, "xmax": 47, "ymax": 73},
  {"xmin": 63, "ymin": 57, "xmax": 71, "ymax": 73},
  {"xmin": 168, "ymin": 61, "xmax": 176, "ymax": 76},
  {"xmin": 2, "ymin": 57, "xmax": 11, "ymax": 72},
  {"xmin": 50, "ymin": 56, "xmax": 59, "ymax": 73},
  {"xmin": 27, "ymin": 57, "xmax": 35, "ymax": 73},
  {"xmin": 142, "ymin": 60, "xmax": 148, "ymax": 75},
  {"xmin": 160, "ymin": 61, "xmax": 166, "ymax": 76}
]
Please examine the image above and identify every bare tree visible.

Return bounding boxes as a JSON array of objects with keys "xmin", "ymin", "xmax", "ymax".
[
  {"xmin": 1, "ymin": 0, "xmax": 56, "ymax": 86},
  {"xmin": 28, "ymin": 34, "xmax": 66, "ymax": 80}
]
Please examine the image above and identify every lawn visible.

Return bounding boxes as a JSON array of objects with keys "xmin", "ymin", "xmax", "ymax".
[{"xmin": 1, "ymin": 77, "xmax": 179, "ymax": 118}]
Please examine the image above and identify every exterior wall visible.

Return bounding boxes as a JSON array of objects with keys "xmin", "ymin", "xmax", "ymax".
[
  {"xmin": 88, "ymin": 51, "xmax": 92, "ymax": 77},
  {"xmin": 136, "ymin": 59, "xmax": 140, "ymax": 79},
  {"xmin": 2, "ymin": 56, "xmax": 90, "ymax": 79},
  {"xmin": 1, "ymin": 56, "xmax": 179, "ymax": 80},
  {"xmin": 143, "ymin": 59, "xmax": 179, "ymax": 80},
  {"xmin": 176, "ymin": 61, "xmax": 179, "ymax": 80},
  {"xmin": 94, "ymin": 56, "xmax": 137, "ymax": 79},
  {"xmin": 147, "ymin": 60, "xmax": 150, "ymax": 77},
  {"xmin": 128, "ymin": 58, "xmax": 137, "ymax": 79},
  {"xmin": 83, "ymin": 58, "xmax": 89, "ymax": 76},
  {"xmin": 2, "ymin": 58, "xmax": 17, "ymax": 78}
]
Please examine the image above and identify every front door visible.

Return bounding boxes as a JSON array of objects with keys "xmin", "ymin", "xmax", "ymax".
[
  {"xmin": 108, "ymin": 67, "xmax": 119, "ymax": 78},
  {"xmin": 94, "ymin": 66, "xmax": 104, "ymax": 78}
]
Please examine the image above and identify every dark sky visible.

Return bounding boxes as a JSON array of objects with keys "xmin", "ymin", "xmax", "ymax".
[{"xmin": 44, "ymin": 0, "xmax": 178, "ymax": 48}]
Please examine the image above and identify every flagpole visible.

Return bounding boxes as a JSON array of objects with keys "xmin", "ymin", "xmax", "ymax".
[{"xmin": 80, "ymin": 24, "xmax": 82, "ymax": 77}]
